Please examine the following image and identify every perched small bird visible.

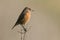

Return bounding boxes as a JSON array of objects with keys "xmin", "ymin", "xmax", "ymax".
[{"xmin": 11, "ymin": 7, "xmax": 33, "ymax": 32}]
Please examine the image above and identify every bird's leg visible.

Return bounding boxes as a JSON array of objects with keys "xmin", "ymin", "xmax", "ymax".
[
  {"xmin": 21, "ymin": 25, "xmax": 27, "ymax": 32},
  {"xmin": 26, "ymin": 26, "xmax": 32, "ymax": 32},
  {"xmin": 22, "ymin": 26, "xmax": 32, "ymax": 40},
  {"xmin": 21, "ymin": 25, "xmax": 27, "ymax": 40},
  {"xmin": 17, "ymin": 28, "xmax": 27, "ymax": 40},
  {"xmin": 18, "ymin": 26, "xmax": 31, "ymax": 40},
  {"xmin": 17, "ymin": 26, "xmax": 32, "ymax": 40},
  {"xmin": 17, "ymin": 25, "xmax": 26, "ymax": 34}
]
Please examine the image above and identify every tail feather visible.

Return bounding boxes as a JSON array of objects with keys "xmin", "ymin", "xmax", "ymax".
[
  {"xmin": 11, "ymin": 23, "xmax": 26, "ymax": 32},
  {"xmin": 11, "ymin": 23, "xmax": 18, "ymax": 30},
  {"xmin": 11, "ymin": 25, "xmax": 15, "ymax": 30}
]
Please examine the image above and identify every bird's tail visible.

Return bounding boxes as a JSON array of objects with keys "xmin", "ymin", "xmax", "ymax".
[{"xmin": 11, "ymin": 23, "xmax": 17, "ymax": 30}]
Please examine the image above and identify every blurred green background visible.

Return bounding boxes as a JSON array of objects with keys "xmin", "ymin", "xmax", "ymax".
[{"xmin": 0, "ymin": 0, "xmax": 60, "ymax": 40}]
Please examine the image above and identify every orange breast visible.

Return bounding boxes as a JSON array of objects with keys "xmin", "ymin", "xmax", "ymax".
[{"xmin": 22, "ymin": 11, "xmax": 31, "ymax": 25}]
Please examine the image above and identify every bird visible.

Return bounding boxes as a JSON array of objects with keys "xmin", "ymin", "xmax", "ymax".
[{"xmin": 11, "ymin": 7, "xmax": 33, "ymax": 32}]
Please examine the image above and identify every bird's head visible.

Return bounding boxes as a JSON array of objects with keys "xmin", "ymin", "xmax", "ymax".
[{"xmin": 25, "ymin": 7, "xmax": 34, "ymax": 12}]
